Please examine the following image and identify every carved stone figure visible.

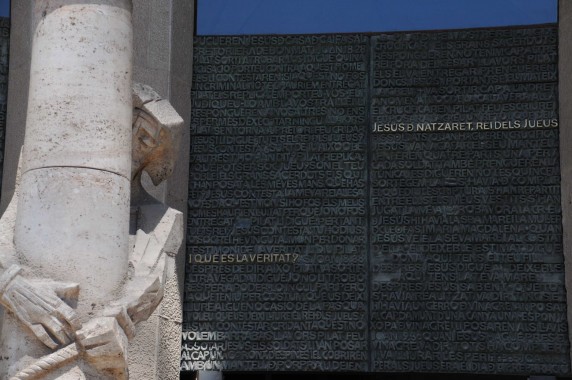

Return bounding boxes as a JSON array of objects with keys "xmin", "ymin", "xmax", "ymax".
[
  {"xmin": 0, "ymin": 84, "xmax": 183, "ymax": 380},
  {"xmin": 0, "ymin": 82, "xmax": 183, "ymax": 379},
  {"xmin": 0, "ymin": 2, "xmax": 185, "ymax": 377}
]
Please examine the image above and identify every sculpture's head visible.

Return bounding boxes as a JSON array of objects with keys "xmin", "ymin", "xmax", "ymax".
[
  {"xmin": 132, "ymin": 108, "xmax": 175, "ymax": 185},
  {"xmin": 131, "ymin": 83, "xmax": 183, "ymax": 186}
]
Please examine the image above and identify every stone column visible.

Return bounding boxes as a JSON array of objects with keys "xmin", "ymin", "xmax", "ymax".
[
  {"xmin": 0, "ymin": 1, "xmax": 194, "ymax": 378},
  {"xmin": 559, "ymin": 0, "xmax": 572, "ymax": 368},
  {"xmin": 14, "ymin": 0, "xmax": 133, "ymax": 308}
]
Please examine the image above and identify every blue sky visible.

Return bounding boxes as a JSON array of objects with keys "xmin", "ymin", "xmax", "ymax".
[
  {"xmin": 198, "ymin": 0, "xmax": 557, "ymax": 35},
  {"xmin": 0, "ymin": 1, "xmax": 557, "ymax": 32},
  {"xmin": 0, "ymin": 0, "xmax": 7, "ymax": 17}
]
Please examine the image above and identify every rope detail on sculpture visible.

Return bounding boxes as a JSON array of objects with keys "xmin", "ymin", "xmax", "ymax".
[{"xmin": 10, "ymin": 344, "xmax": 79, "ymax": 380}]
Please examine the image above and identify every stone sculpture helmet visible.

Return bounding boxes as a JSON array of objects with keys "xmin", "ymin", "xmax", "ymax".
[
  {"xmin": 131, "ymin": 83, "xmax": 181, "ymax": 187},
  {"xmin": 132, "ymin": 108, "xmax": 176, "ymax": 186}
]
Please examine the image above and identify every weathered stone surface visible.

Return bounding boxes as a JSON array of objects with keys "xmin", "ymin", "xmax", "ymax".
[
  {"xmin": 16, "ymin": 1, "xmax": 133, "ymax": 307},
  {"xmin": 0, "ymin": 10, "xmax": 184, "ymax": 374},
  {"xmin": 22, "ymin": 4, "xmax": 132, "ymax": 177},
  {"xmin": 0, "ymin": 1, "xmax": 192, "ymax": 378},
  {"xmin": 16, "ymin": 168, "xmax": 131, "ymax": 303},
  {"xmin": 1, "ymin": 86, "xmax": 184, "ymax": 379},
  {"xmin": 132, "ymin": 83, "xmax": 183, "ymax": 187},
  {"xmin": 126, "ymin": 83, "xmax": 184, "ymax": 380},
  {"xmin": 0, "ymin": 264, "xmax": 80, "ymax": 349},
  {"xmin": 77, "ymin": 317, "xmax": 129, "ymax": 380}
]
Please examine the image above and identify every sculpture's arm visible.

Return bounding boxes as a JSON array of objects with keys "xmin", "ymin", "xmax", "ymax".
[
  {"xmin": 0, "ymin": 151, "xmax": 81, "ymax": 349},
  {"xmin": 105, "ymin": 206, "xmax": 183, "ymax": 339},
  {"xmin": 14, "ymin": 83, "xmax": 185, "ymax": 379},
  {"xmin": 67, "ymin": 207, "xmax": 182, "ymax": 379},
  {"xmin": 0, "ymin": 266, "xmax": 81, "ymax": 349}
]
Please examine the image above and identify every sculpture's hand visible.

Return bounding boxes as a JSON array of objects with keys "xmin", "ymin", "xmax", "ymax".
[
  {"xmin": 76, "ymin": 316, "xmax": 128, "ymax": 380},
  {"xmin": 103, "ymin": 305, "xmax": 136, "ymax": 340},
  {"xmin": 102, "ymin": 276, "xmax": 164, "ymax": 342},
  {"xmin": 0, "ymin": 265, "xmax": 81, "ymax": 349}
]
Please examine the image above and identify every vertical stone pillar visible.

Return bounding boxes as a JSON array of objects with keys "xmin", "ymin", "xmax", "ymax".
[
  {"xmin": 14, "ymin": 1, "xmax": 133, "ymax": 306},
  {"xmin": 130, "ymin": 1, "xmax": 194, "ymax": 379},
  {"xmin": 559, "ymin": 0, "xmax": 572, "ymax": 368},
  {"xmin": 0, "ymin": 1, "xmax": 193, "ymax": 378}
]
